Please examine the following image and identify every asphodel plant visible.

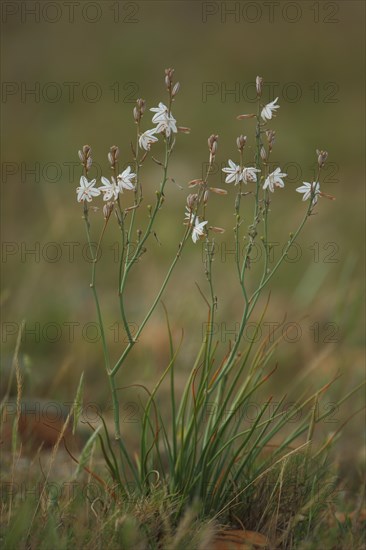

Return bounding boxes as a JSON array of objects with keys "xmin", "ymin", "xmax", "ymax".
[{"xmin": 73, "ymin": 69, "xmax": 361, "ymax": 520}]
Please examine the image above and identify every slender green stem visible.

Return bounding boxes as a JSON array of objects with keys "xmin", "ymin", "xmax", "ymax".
[
  {"xmin": 82, "ymin": 206, "xmax": 110, "ymax": 374},
  {"xmin": 241, "ymin": 100, "xmax": 262, "ymax": 286},
  {"xmin": 120, "ymin": 139, "xmax": 170, "ymax": 293},
  {"xmin": 111, "ymin": 225, "xmax": 191, "ymax": 376},
  {"xmin": 248, "ymin": 202, "xmax": 312, "ymax": 305},
  {"xmin": 125, "ymin": 123, "xmax": 142, "ymax": 270}
]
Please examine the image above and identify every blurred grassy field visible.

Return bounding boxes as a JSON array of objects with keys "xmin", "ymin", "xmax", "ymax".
[{"xmin": 1, "ymin": 0, "xmax": 365, "ymax": 475}]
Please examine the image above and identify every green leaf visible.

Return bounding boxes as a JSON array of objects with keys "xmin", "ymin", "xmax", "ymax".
[
  {"xmin": 74, "ymin": 424, "xmax": 101, "ymax": 478},
  {"xmin": 72, "ymin": 371, "xmax": 84, "ymax": 435}
]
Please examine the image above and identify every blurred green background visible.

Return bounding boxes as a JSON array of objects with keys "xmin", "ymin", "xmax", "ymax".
[{"xmin": 1, "ymin": 1, "xmax": 365, "ymax": 467}]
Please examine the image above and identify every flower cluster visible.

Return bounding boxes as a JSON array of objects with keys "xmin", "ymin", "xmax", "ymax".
[
  {"xmin": 137, "ymin": 69, "xmax": 184, "ymax": 151},
  {"xmin": 184, "ymin": 135, "xmax": 226, "ymax": 243},
  {"xmin": 76, "ymin": 167, "xmax": 136, "ymax": 204},
  {"xmin": 222, "ymin": 161, "xmax": 288, "ymax": 193},
  {"xmin": 76, "ymin": 143, "xmax": 137, "ymax": 205},
  {"xmin": 99, "ymin": 167, "xmax": 136, "ymax": 201},
  {"xmin": 225, "ymin": 81, "xmax": 334, "ymax": 208},
  {"xmin": 138, "ymin": 102, "xmax": 178, "ymax": 151},
  {"xmin": 76, "ymin": 73, "xmax": 334, "ymax": 248},
  {"xmin": 222, "ymin": 160, "xmax": 260, "ymax": 185}
]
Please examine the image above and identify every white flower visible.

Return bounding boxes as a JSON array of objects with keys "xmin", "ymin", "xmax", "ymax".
[
  {"xmin": 117, "ymin": 166, "xmax": 136, "ymax": 191},
  {"xmin": 263, "ymin": 167, "xmax": 287, "ymax": 192},
  {"xmin": 150, "ymin": 102, "xmax": 177, "ymax": 137},
  {"xmin": 76, "ymin": 175, "xmax": 101, "ymax": 202},
  {"xmin": 184, "ymin": 207, "xmax": 207, "ymax": 243},
  {"xmin": 139, "ymin": 128, "xmax": 158, "ymax": 151},
  {"xmin": 242, "ymin": 166, "xmax": 261, "ymax": 184},
  {"xmin": 150, "ymin": 102, "xmax": 169, "ymax": 123},
  {"xmin": 261, "ymin": 97, "xmax": 280, "ymax": 122},
  {"xmin": 99, "ymin": 176, "xmax": 119, "ymax": 201},
  {"xmin": 296, "ymin": 181, "xmax": 320, "ymax": 206},
  {"xmin": 222, "ymin": 160, "xmax": 242, "ymax": 185},
  {"xmin": 192, "ymin": 217, "xmax": 208, "ymax": 243},
  {"xmin": 155, "ymin": 115, "xmax": 177, "ymax": 137}
]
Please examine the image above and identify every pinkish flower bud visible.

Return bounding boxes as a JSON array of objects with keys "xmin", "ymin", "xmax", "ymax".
[
  {"xmin": 208, "ymin": 134, "xmax": 219, "ymax": 162},
  {"xmin": 208, "ymin": 134, "xmax": 218, "ymax": 150},
  {"xmin": 165, "ymin": 67, "xmax": 174, "ymax": 79},
  {"xmin": 316, "ymin": 149, "xmax": 328, "ymax": 168},
  {"xmin": 177, "ymin": 126, "xmax": 191, "ymax": 134},
  {"xmin": 187, "ymin": 193, "xmax": 198, "ymax": 208},
  {"xmin": 236, "ymin": 134, "xmax": 247, "ymax": 151},
  {"xmin": 137, "ymin": 98, "xmax": 146, "ymax": 112},
  {"xmin": 209, "ymin": 226, "xmax": 225, "ymax": 234},
  {"xmin": 83, "ymin": 145, "xmax": 91, "ymax": 157},
  {"xmin": 209, "ymin": 187, "xmax": 227, "ymax": 195},
  {"xmin": 236, "ymin": 114, "xmax": 256, "ymax": 120},
  {"xmin": 108, "ymin": 146, "xmax": 119, "ymax": 167},
  {"xmin": 103, "ymin": 202, "xmax": 114, "ymax": 220},
  {"xmin": 266, "ymin": 129, "xmax": 276, "ymax": 151},
  {"xmin": 188, "ymin": 179, "xmax": 204, "ymax": 188}
]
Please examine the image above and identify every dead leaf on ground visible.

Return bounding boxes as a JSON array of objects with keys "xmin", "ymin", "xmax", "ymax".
[
  {"xmin": 334, "ymin": 509, "xmax": 366, "ymax": 524},
  {"xmin": 213, "ymin": 529, "xmax": 270, "ymax": 549}
]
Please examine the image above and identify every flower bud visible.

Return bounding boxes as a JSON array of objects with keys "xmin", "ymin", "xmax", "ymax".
[
  {"xmin": 207, "ymin": 134, "xmax": 217, "ymax": 149},
  {"xmin": 177, "ymin": 126, "xmax": 191, "ymax": 134},
  {"xmin": 208, "ymin": 134, "xmax": 219, "ymax": 160},
  {"xmin": 111, "ymin": 145, "xmax": 119, "ymax": 158},
  {"xmin": 209, "ymin": 226, "xmax": 225, "ymax": 234},
  {"xmin": 316, "ymin": 149, "xmax": 328, "ymax": 168},
  {"xmin": 260, "ymin": 146, "xmax": 268, "ymax": 161},
  {"xmin": 188, "ymin": 179, "xmax": 204, "ymax": 188},
  {"xmin": 172, "ymin": 82, "xmax": 180, "ymax": 96},
  {"xmin": 236, "ymin": 134, "xmax": 247, "ymax": 151},
  {"xmin": 187, "ymin": 193, "xmax": 198, "ymax": 208},
  {"xmin": 137, "ymin": 98, "xmax": 146, "ymax": 113},
  {"xmin": 256, "ymin": 76, "xmax": 263, "ymax": 97},
  {"xmin": 236, "ymin": 114, "xmax": 256, "ymax": 120},
  {"xmin": 265, "ymin": 129, "xmax": 276, "ymax": 151},
  {"xmin": 165, "ymin": 67, "xmax": 174, "ymax": 79},
  {"xmin": 83, "ymin": 145, "xmax": 91, "ymax": 157},
  {"xmin": 78, "ymin": 145, "xmax": 92, "ymax": 169},
  {"xmin": 103, "ymin": 202, "xmax": 114, "ymax": 220},
  {"xmin": 203, "ymin": 190, "xmax": 209, "ymax": 204},
  {"xmin": 108, "ymin": 146, "xmax": 119, "ymax": 167},
  {"xmin": 209, "ymin": 187, "xmax": 227, "ymax": 195},
  {"xmin": 134, "ymin": 99, "xmax": 146, "ymax": 123}
]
